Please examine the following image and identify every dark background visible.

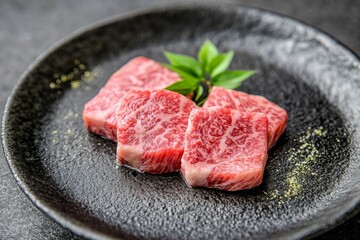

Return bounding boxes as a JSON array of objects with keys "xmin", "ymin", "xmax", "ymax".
[{"xmin": 0, "ymin": 0, "xmax": 359, "ymax": 239}]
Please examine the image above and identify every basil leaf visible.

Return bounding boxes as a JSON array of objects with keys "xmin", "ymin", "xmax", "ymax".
[
  {"xmin": 198, "ymin": 40, "xmax": 218, "ymax": 70},
  {"xmin": 164, "ymin": 51, "xmax": 204, "ymax": 78},
  {"xmin": 163, "ymin": 40, "xmax": 257, "ymax": 103},
  {"xmin": 162, "ymin": 64, "xmax": 199, "ymax": 81},
  {"xmin": 212, "ymin": 70, "xmax": 256, "ymax": 89},
  {"xmin": 209, "ymin": 51, "xmax": 234, "ymax": 78},
  {"xmin": 165, "ymin": 79, "xmax": 198, "ymax": 95},
  {"xmin": 195, "ymin": 85, "xmax": 204, "ymax": 101}
]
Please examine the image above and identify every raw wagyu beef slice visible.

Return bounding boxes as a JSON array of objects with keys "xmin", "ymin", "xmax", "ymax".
[
  {"xmin": 203, "ymin": 87, "xmax": 287, "ymax": 148},
  {"xmin": 181, "ymin": 107, "xmax": 268, "ymax": 191},
  {"xmin": 83, "ymin": 56, "xmax": 181, "ymax": 141},
  {"xmin": 117, "ymin": 89, "xmax": 198, "ymax": 174}
]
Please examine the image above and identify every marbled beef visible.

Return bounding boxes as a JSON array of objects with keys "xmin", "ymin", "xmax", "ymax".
[
  {"xmin": 203, "ymin": 87, "xmax": 287, "ymax": 148},
  {"xmin": 116, "ymin": 89, "xmax": 197, "ymax": 174},
  {"xmin": 83, "ymin": 57, "xmax": 180, "ymax": 141},
  {"xmin": 181, "ymin": 107, "xmax": 269, "ymax": 191}
]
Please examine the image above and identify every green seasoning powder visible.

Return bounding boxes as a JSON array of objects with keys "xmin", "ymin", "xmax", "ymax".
[
  {"xmin": 269, "ymin": 127, "xmax": 327, "ymax": 202},
  {"xmin": 49, "ymin": 59, "xmax": 97, "ymax": 91},
  {"xmin": 285, "ymin": 127, "xmax": 327, "ymax": 198}
]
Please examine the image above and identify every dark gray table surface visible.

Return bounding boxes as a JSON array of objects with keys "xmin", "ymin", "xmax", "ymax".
[{"xmin": 0, "ymin": 0, "xmax": 359, "ymax": 239}]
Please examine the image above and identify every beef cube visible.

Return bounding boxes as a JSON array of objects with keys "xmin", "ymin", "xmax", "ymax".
[
  {"xmin": 116, "ymin": 89, "xmax": 197, "ymax": 174},
  {"xmin": 204, "ymin": 87, "xmax": 287, "ymax": 148},
  {"xmin": 181, "ymin": 107, "xmax": 268, "ymax": 191},
  {"xmin": 83, "ymin": 57, "xmax": 180, "ymax": 141}
]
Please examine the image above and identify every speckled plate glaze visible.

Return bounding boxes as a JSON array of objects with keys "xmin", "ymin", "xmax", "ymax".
[{"xmin": 2, "ymin": 3, "xmax": 360, "ymax": 240}]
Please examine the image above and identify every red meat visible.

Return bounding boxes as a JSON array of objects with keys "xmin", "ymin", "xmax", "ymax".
[
  {"xmin": 203, "ymin": 87, "xmax": 287, "ymax": 148},
  {"xmin": 181, "ymin": 107, "xmax": 269, "ymax": 191},
  {"xmin": 116, "ymin": 89, "xmax": 198, "ymax": 174},
  {"xmin": 82, "ymin": 57, "xmax": 180, "ymax": 141}
]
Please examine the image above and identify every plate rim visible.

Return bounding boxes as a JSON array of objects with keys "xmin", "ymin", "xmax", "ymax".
[{"xmin": 2, "ymin": 2, "xmax": 360, "ymax": 240}]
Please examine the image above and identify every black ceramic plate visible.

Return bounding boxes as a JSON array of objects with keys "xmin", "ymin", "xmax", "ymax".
[{"xmin": 2, "ymin": 4, "xmax": 360, "ymax": 240}]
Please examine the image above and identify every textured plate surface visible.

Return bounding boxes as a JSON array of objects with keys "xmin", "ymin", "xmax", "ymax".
[{"xmin": 2, "ymin": 4, "xmax": 360, "ymax": 240}]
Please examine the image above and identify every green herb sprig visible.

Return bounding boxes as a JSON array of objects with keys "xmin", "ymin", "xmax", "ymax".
[{"xmin": 163, "ymin": 40, "xmax": 256, "ymax": 106}]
